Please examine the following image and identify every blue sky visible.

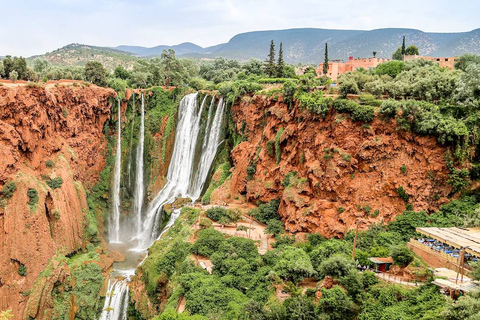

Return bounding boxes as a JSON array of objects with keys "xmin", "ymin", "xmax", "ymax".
[{"xmin": 0, "ymin": 0, "xmax": 478, "ymax": 56}]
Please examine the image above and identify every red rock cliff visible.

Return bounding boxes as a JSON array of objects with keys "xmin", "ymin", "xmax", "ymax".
[
  {"xmin": 213, "ymin": 95, "xmax": 451, "ymax": 237},
  {"xmin": 0, "ymin": 84, "xmax": 115, "ymax": 318}
]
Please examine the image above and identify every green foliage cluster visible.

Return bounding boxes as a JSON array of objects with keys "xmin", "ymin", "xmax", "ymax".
[
  {"xmin": 333, "ymin": 99, "xmax": 375, "ymax": 122},
  {"xmin": 17, "ymin": 263, "xmax": 27, "ymax": 276},
  {"xmin": 0, "ymin": 181, "xmax": 16, "ymax": 200},
  {"xmin": 45, "ymin": 160, "xmax": 55, "ymax": 168},
  {"xmin": 46, "ymin": 177, "xmax": 63, "ymax": 190},
  {"xmin": 249, "ymin": 199, "xmax": 280, "ymax": 224},
  {"xmin": 218, "ymin": 80, "xmax": 263, "ymax": 106},
  {"xmin": 275, "ymin": 127, "xmax": 284, "ymax": 164},
  {"xmin": 296, "ymin": 90, "xmax": 332, "ymax": 118},
  {"xmin": 50, "ymin": 248, "xmax": 105, "ymax": 319},
  {"xmin": 390, "ymin": 245, "xmax": 414, "ymax": 266},
  {"xmin": 396, "ymin": 186, "xmax": 409, "ymax": 203},
  {"xmin": 27, "ymin": 188, "xmax": 38, "ymax": 209},
  {"xmin": 205, "ymin": 207, "xmax": 242, "ymax": 226}
]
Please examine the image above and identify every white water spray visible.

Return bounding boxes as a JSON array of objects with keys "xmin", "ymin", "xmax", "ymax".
[
  {"xmin": 110, "ymin": 99, "xmax": 122, "ymax": 243},
  {"xmin": 98, "ymin": 278, "xmax": 130, "ymax": 320},
  {"xmin": 133, "ymin": 94, "xmax": 145, "ymax": 238}
]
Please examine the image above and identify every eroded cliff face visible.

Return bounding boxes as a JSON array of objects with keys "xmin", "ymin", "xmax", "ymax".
[
  {"xmin": 0, "ymin": 84, "xmax": 115, "ymax": 318},
  {"xmin": 213, "ymin": 95, "xmax": 451, "ymax": 237}
]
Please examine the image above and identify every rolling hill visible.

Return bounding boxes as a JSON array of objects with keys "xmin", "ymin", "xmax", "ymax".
[
  {"xmin": 28, "ymin": 43, "xmax": 138, "ymax": 70},
  {"xmin": 29, "ymin": 28, "xmax": 480, "ymax": 67}
]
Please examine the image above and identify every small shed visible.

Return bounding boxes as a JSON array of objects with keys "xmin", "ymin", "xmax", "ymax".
[{"xmin": 369, "ymin": 257, "xmax": 394, "ymax": 272}]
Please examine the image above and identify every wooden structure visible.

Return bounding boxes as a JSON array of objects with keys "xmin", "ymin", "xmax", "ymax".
[{"xmin": 369, "ymin": 257, "xmax": 394, "ymax": 272}]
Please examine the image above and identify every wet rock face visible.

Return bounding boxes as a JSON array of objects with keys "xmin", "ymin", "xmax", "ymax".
[
  {"xmin": 222, "ymin": 95, "xmax": 450, "ymax": 238},
  {"xmin": 0, "ymin": 85, "xmax": 115, "ymax": 318}
]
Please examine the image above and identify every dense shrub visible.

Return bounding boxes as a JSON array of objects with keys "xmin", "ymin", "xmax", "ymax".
[
  {"xmin": 205, "ymin": 207, "xmax": 227, "ymax": 221},
  {"xmin": 249, "ymin": 199, "xmax": 280, "ymax": 224},
  {"xmin": 296, "ymin": 91, "xmax": 332, "ymax": 118},
  {"xmin": 339, "ymin": 78, "xmax": 360, "ymax": 97},
  {"xmin": 45, "ymin": 160, "xmax": 55, "ymax": 168},
  {"xmin": 375, "ymin": 61, "xmax": 405, "ymax": 78},
  {"xmin": 1, "ymin": 181, "xmax": 16, "ymax": 199},
  {"xmin": 275, "ymin": 127, "xmax": 284, "ymax": 164},
  {"xmin": 27, "ymin": 188, "xmax": 38, "ymax": 207},
  {"xmin": 318, "ymin": 254, "xmax": 356, "ymax": 278},
  {"xmin": 191, "ymin": 229, "xmax": 225, "ymax": 257},
  {"xmin": 390, "ymin": 245, "xmax": 414, "ymax": 266},
  {"xmin": 46, "ymin": 177, "xmax": 63, "ymax": 190},
  {"xmin": 378, "ymin": 100, "xmax": 400, "ymax": 119},
  {"xmin": 18, "ymin": 263, "xmax": 27, "ymax": 276},
  {"xmin": 333, "ymin": 99, "xmax": 375, "ymax": 122}
]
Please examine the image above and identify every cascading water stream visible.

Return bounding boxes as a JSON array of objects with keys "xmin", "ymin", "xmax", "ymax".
[
  {"xmin": 98, "ymin": 279, "xmax": 129, "ymax": 320},
  {"xmin": 136, "ymin": 93, "xmax": 225, "ymax": 249},
  {"xmin": 110, "ymin": 99, "xmax": 122, "ymax": 243},
  {"xmin": 189, "ymin": 97, "xmax": 225, "ymax": 199},
  {"xmin": 133, "ymin": 94, "xmax": 145, "ymax": 239},
  {"xmin": 100, "ymin": 93, "xmax": 225, "ymax": 319}
]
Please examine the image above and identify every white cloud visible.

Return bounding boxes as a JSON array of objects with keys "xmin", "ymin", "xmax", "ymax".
[{"xmin": 0, "ymin": 0, "xmax": 477, "ymax": 56}]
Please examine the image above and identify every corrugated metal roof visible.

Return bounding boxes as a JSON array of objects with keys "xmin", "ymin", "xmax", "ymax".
[
  {"xmin": 369, "ymin": 257, "xmax": 394, "ymax": 264},
  {"xmin": 416, "ymin": 227, "xmax": 480, "ymax": 257}
]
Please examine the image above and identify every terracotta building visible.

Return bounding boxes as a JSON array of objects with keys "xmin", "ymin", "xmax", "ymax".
[
  {"xmin": 316, "ymin": 55, "xmax": 458, "ymax": 82},
  {"xmin": 402, "ymin": 55, "xmax": 457, "ymax": 69},
  {"xmin": 316, "ymin": 57, "xmax": 391, "ymax": 81}
]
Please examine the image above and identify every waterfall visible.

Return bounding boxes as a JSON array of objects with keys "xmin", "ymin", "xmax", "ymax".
[
  {"xmin": 99, "ymin": 279, "xmax": 129, "ymax": 320},
  {"xmin": 189, "ymin": 97, "xmax": 225, "ymax": 199},
  {"xmin": 127, "ymin": 93, "xmax": 135, "ymax": 190},
  {"xmin": 133, "ymin": 93, "xmax": 145, "ymax": 239},
  {"xmin": 101, "ymin": 92, "xmax": 226, "ymax": 320},
  {"xmin": 136, "ymin": 93, "xmax": 225, "ymax": 249},
  {"xmin": 110, "ymin": 99, "xmax": 122, "ymax": 243}
]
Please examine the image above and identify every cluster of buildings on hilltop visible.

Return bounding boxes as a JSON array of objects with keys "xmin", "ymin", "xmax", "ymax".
[{"xmin": 316, "ymin": 54, "xmax": 457, "ymax": 81}]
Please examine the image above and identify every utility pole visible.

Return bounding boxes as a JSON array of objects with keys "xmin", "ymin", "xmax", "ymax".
[
  {"xmin": 352, "ymin": 223, "xmax": 359, "ymax": 260},
  {"xmin": 456, "ymin": 248, "xmax": 466, "ymax": 284}
]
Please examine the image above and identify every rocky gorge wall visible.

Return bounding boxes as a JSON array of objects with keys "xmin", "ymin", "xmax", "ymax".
[
  {"xmin": 0, "ymin": 84, "xmax": 115, "ymax": 319},
  {"xmin": 212, "ymin": 95, "xmax": 452, "ymax": 237}
]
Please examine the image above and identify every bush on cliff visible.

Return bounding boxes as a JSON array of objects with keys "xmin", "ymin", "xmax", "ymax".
[
  {"xmin": 1, "ymin": 181, "xmax": 16, "ymax": 199},
  {"xmin": 46, "ymin": 177, "xmax": 63, "ymax": 190},
  {"xmin": 191, "ymin": 228, "xmax": 225, "ymax": 257}
]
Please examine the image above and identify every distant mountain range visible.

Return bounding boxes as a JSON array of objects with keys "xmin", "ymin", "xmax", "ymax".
[{"xmin": 28, "ymin": 27, "xmax": 480, "ymax": 67}]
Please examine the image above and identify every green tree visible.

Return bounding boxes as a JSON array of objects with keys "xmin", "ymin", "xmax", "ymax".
[
  {"xmin": 284, "ymin": 296, "xmax": 317, "ymax": 320},
  {"xmin": 375, "ymin": 61, "xmax": 405, "ymax": 78},
  {"xmin": 390, "ymin": 245, "xmax": 414, "ymax": 266},
  {"xmin": 191, "ymin": 228, "xmax": 225, "ymax": 257},
  {"xmin": 318, "ymin": 254, "xmax": 355, "ymax": 278},
  {"xmin": 265, "ymin": 40, "xmax": 276, "ymax": 77},
  {"xmin": 401, "ymin": 36, "xmax": 406, "ymax": 55},
  {"xmin": 84, "ymin": 61, "xmax": 107, "ymax": 86},
  {"xmin": 114, "ymin": 65, "xmax": 130, "ymax": 80},
  {"xmin": 277, "ymin": 42, "xmax": 284, "ymax": 78},
  {"xmin": 443, "ymin": 290, "xmax": 480, "ymax": 320},
  {"xmin": 272, "ymin": 246, "xmax": 315, "ymax": 284},
  {"xmin": 317, "ymin": 286, "xmax": 355, "ymax": 320},
  {"xmin": 160, "ymin": 49, "xmax": 186, "ymax": 86},
  {"xmin": 12, "ymin": 56, "xmax": 27, "ymax": 79},
  {"xmin": 454, "ymin": 53, "xmax": 480, "ymax": 71},
  {"xmin": 2, "ymin": 56, "xmax": 13, "ymax": 78},
  {"xmin": 9, "ymin": 70, "xmax": 18, "ymax": 83},
  {"xmin": 323, "ymin": 43, "xmax": 329, "ymax": 74},
  {"xmin": 405, "ymin": 45, "xmax": 419, "ymax": 55},
  {"xmin": 0, "ymin": 63, "xmax": 4, "ymax": 78},
  {"xmin": 33, "ymin": 59, "xmax": 49, "ymax": 74},
  {"xmin": 470, "ymin": 262, "xmax": 480, "ymax": 281}
]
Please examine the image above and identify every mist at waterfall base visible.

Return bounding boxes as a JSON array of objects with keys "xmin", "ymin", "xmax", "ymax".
[{"xmin": 99, "ymin": 93, "xmax": 225, "ymax": 319}]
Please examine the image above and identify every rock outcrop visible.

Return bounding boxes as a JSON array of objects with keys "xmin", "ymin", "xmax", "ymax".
[
  {"xmin": 215, "ymin": 95, "xmax": 450, "ymax": 238},
  {"xmin": 0, "ymin": 84, "xmax": 115, "ymax": 318}
]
